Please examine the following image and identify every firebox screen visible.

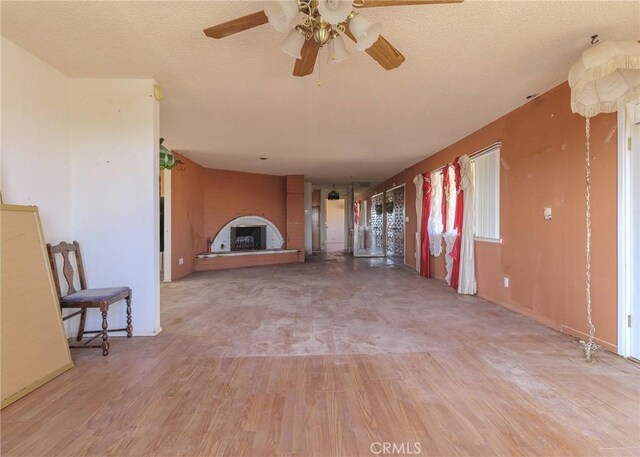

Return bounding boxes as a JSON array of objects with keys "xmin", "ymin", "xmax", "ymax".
[{"xmin": 231, "ymin": 226, "xmax": 267, "ymax": 251}]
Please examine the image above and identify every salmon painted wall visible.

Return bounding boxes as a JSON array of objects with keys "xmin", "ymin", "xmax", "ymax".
[
  {"xmin": 202, "ymin": 168, "xmax": 287, "ymax": 244},
  {"xmin": 360, "ymin": 83, "xmax": 618, "ymax": 351},
  {"xmin": 171, "ymin": 160, "xmax": 305, "ymax": 279},
  {"xmin": 171, "ymin": 152, "xmax": 205, "ymax": 280}
]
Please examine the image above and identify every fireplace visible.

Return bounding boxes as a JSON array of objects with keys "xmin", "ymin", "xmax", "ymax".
[
  {"xmin": 209, "ymin": 216, "xmax": 285, "ymax": 253},
  {"xmin": 231, "ymin": 225, "xmax": 266, "ymax": 251}
]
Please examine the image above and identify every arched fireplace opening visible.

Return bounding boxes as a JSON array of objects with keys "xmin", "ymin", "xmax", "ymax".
[{"xmin": 209, "ymin": 216, "xmax": 285, "ymax": 253}]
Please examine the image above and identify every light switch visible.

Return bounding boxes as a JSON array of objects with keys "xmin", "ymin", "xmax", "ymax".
[{"xmin": 543, "ymin": 207, "xmax": 552, "ymax": 220}]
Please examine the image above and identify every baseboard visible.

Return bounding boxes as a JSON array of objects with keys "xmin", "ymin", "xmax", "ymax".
[
  {"xmin": 132, "ymin": 327, "xmax": 162, "ymax": 337},
  {"xmin": 476, "ymin": 293, "xmax": 618, "ymax": 355},
  {"xmin": 560, "ymin": 325, "xmax": 617, "ymax": 353},
  {"xmin": 171, "ymin": 270, "xmax": 192, "ymax": 281},
  {"xmin": 477, "ymin": 293, "xmax": 561, "ymax": 331}
]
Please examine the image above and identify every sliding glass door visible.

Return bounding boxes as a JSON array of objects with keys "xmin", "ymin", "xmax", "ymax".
[
  {"xmin": 385, "ymin": 185, "xmax": 405, "ymax": 264},
  {"xmin": 353, "ymin": 192, "xmax": 385, "ymax": 257},
  {"xmin": 353, "ymin": 187, "xmax": 406, "ymax": 261}
]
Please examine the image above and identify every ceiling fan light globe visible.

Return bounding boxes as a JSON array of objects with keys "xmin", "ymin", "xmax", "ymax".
[
  {"xmin": 264, "ymin": 0, "xmax": 299, "ymax": 33},
  {"xmin": 350, "ymin": 14, "xmax": 382, "ymax": 51},
  {"xmin": 317, "ymin": 0, "xmax": 353, "ymax": 25},
  {"xmin": 280, "ymin": 29, "xmax": 306, "ymax": 59},
  {"xmin": 331, "ymin": 34, "xmax": 351, "ymax": 63}
]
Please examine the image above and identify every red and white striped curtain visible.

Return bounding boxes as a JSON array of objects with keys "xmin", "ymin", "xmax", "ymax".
[
  {"xmin": 416, "ymin": 156, "xmax": 476, "ymax": 294},
  {"xmin": 442, "ymin": 156, "xmax": 475, "ymax": 294},
  {"xmin": 420, "ymin": 175, "xmax": 432, "ymax": 277},
  {"xmin": 450, "ymin": 158, "xmax": 464, "ymax": 289}
]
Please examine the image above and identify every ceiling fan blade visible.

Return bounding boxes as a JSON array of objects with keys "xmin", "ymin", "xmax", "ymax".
[
  {"xmin": 203, "ymin": 11, "xmax": 268, "ymax": 39},
  {"xmin": 355, "ymin": 0, "xmax": 462, "ymax": 7},
  {"xmin": 343, "ymin": 27, "xmax": 405, "ymax": 70},
  {"xmin": 293, "ymin": 40, "xmax": 321, "ymax": 77}
]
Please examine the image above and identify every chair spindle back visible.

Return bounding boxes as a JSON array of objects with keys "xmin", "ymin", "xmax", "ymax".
[{"xmin": 46, "ymin": 241, "xmax": 88, "ymax": 299}]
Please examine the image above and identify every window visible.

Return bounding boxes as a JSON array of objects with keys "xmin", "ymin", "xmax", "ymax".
[{"xmin": 472, "ymin": 145, "xmax": 500, "ymax": 240}]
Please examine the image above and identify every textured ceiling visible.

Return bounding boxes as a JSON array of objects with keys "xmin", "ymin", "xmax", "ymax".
[{"xmin": 2, "ymin": 1, "xmax": 638, "ymax": 183}]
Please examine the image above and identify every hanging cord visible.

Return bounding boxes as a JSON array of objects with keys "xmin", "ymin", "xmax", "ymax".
[
  {"xmin": 581, "ymin": 116, "xmax": 600, "ymax": 361},
  {"xmin": 317, "ymin": 48, "xmax": 322, "ymax": 87}
]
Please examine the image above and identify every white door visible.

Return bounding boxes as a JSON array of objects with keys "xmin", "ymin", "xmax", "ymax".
[
  {"xmin": 326, "ymin": 199, "xmax": 345, "ymax": 252},
  {"xmin": 630, "ymin": 103, "xmax": 640, "ymax": 360}
]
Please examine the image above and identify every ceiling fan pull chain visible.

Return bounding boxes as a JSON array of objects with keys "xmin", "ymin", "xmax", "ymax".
[
  {"xmin": 581, "ymin": 116, "xmax": 599, "ymax": 361},
  {"xmin": 317, "ymin": 50, "xmax": 322, "ymax": 86}
]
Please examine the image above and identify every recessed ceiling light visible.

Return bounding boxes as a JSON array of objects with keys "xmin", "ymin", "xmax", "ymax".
[{"xmin": 524, "ymin": 93, "xmax": 539, "ymax": 102}]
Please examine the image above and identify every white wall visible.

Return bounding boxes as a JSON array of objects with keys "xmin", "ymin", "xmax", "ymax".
[
  {"xmin": 1, "ymin": 38, "xmax": 161, "ymax": 338},
  {"xmin": 70, "ymin": 79, "xmax": 160, "ymax": 336},
  {"xmin": 1, "ymin": 37, "xmax": 72, "ymax": 242},
  {"xmin": 1, "ymin": 37, "xmax": 77, "ymax": 331}
]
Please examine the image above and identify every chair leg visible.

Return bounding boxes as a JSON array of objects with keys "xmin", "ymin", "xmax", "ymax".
[
  {"xmin": 76, "ymin": 308, "xmax": 87, "ymax": 342},
  {"xmin": 101, "ymin": 308, "xmax": 110, "ymax": 356},
  {"xmin": 126, "ymin": 294, "xmax": 133, "ymax": 338}
]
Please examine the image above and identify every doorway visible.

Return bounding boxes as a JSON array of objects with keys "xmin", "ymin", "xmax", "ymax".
[
  {"xmin": 629, "ymin": 102, "xmax": 640, "ymax": 359},
  {"xmin": 385, "ymin": 184, "xmax": 406, "ymax": 264},
  {"xmin": 326, "ymin": 198, "xmax": 345, "ymax": 252},
  {"xmin": 369, "ymin": 192, "xmax": 385, "ymax": 256},
  {"xmin": 353, "ymin": 198, "xmax": 382, "ymax": 257},
  {"xmin": 161, "ymin": 168, "xmax": 172, "ymax": 282},
  {"xmin": 312, "ymin": 190, "xmax": 321, "ymax": 251},
  {"xmin": 619, "ymin": 100, "xmax": 640, "ymax": 359},
  {"xmin": 353, "ymin": 190, "xmax": 402, "ymax": 259}
]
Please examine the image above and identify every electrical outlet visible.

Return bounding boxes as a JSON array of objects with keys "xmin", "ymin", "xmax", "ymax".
[
  {"xmin": 504, "ymin": 277, "xmax": 510, "ymax": 288},
  {"xmin": 178, "ymin": 257, "xmax": 184, "ymax": 265}
]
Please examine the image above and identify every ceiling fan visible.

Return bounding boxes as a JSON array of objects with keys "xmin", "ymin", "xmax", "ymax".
[{"xmin": 203, "ymin": 0, "xmax": 463, "ymax": 77}]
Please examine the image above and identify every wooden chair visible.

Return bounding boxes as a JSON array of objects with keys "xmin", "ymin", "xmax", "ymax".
[{"xmin": 46, "ymin": 241, "xmax": 132, "ymax": 356}]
